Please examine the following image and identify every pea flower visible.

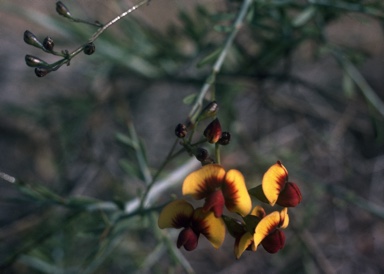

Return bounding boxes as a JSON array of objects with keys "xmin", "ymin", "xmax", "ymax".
[
  {"xmin": 250, "ymin": 161, "xmax": 302, "ymax": 207},
  {"xmin": 158, "ymin": 199, "xmax": 225, "ymax": 251},
  {"xmin": 182, "ymin": 164, "xmax": 252, "ymax": 218},
  {"xmin": 235, "ymin": 206, "xmax": 289, "ymax": 258}
]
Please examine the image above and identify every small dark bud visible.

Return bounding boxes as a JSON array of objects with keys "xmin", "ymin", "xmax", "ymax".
[
  {"xmin": 43, "ymin": 36, "xmax": 54, "ymax": 51},
  {"xmin": 56, "ymin": 1, "xmax": 72, "ymax": 18},
  {"xmin": 198, "ymin": 101, "xmax": 219, "ymax": 121},
  {"xmin": 204, "ymin": 118, "xmax": 222, "ymax": 144},
  {"xmin": 218, "ymin": 132, "xmax": 231, "ymax": 146},
  {"xmin": 35, "ymin": 67, "xmax": 50, "ymax": 77},
  {"xmin": 175, "ymin": 123, "xmax": 187, "ymax": 138},
  {"xmin": 25, "ymin": 55, "xmax": 49, "ymax": 67},
  {"xmin": 83, "ymin": 42, "xmax": 96, "ymax": 55},
  {"xmin": 195, "ymin": 148, "xmax": 209, "ymax": 162},
  {"xmin": 23, "ymin": 30, "xmax": 44, "ymax": 49}
]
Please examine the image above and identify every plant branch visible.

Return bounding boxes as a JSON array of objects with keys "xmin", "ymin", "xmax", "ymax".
[
  {"xmin": 188, "ymin": 0, "xmax": 253, "ymax": 123},
  {"xmin": 47, "ymin": 0, "xmax": 150, "ymax": 71},
  {"xmin": 332, "ymin": 49, "xmax": 384, "ymax": 118}
]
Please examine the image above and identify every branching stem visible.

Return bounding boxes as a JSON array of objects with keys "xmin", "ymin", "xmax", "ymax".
[{"xmin": 189, "ymin": 0, "xmax": 253, "ymax": 123}]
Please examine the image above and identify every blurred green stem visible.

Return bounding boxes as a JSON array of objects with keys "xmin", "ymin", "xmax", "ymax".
[
  {"xmin": 189, "ymin": 0, "xmax": 253, "ymax": 123},
  {"xmin": 332, "ymin": 49, "xmax": 384, "ymax": 118}
]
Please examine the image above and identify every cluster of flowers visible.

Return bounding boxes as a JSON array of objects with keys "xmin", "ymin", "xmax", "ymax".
[{"xmin": 157, "ymin": 103, "xmax": 302, "ymax": 259}]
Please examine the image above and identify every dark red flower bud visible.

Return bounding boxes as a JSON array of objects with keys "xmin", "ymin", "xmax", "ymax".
[
  {"xmin": 23, "ymin": 30, "xmax": 44, "ymax": 49},
  {"xmin": 177, "ymin": 227, "xmax": 199, "ymax": 251},
  {"xmin": 175, "ymin": 123, "xmax": 187, "ymax": 138},
  {"xmin": 218, "ymin": 131, "xmax": 231, "ymax": 145},
  {"xmin": 276, "ymin": 182, "xmax": 302, "ymax": 207},
  {"xmin": 35, "ymin": 67, "xmax": 50, "ymax": 77},
  {"xmin": 204, "ymin": 118, "xmax": 222, "ymax": 144},
  {"xmin": 261, "ymin": 230, "xmax": 285, "ymax": 253},
  {"xmin": 83, "ymin": 42, "xmax": 96, "ymax": 55},
  {"xmin": 56, "ymin": 1, "xmax": 72, "ymax": 19},
  {"xmin": 43, "ymin": 36, "xmax": 54, "ymax": 51},
  {"xmin": 25, "ymin": 55, "xmax": 48, "ymax": 67}
]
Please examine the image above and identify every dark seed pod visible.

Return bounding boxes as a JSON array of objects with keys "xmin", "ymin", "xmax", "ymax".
[
  {"xmin": 25, "ymin": 55, "xmax": 49, "ymax": 67},
  {"xmin": 43, "ymin": 36, "xmax": 54, "ymax": 51},
  {"xmin": 175, "ymin": 123, "xmax": 187, "ymax": 138},
  {"xmin": 56, "ymin": 1, "xmax": 72, "ymax": 18},
  {"xmin": 218, "ymin": 132, "xmax": 231, "ymax": 146},
  {"xmin": 23, "ymin": 30, "xmax": 44, "ymax": 49},
  {"xmin": 83, "ymin": 43, "xmax": 96, "ymax": 55},
  {"xmin": 35, "ymin": 67, "xmax": 50, "ymax": 77}
]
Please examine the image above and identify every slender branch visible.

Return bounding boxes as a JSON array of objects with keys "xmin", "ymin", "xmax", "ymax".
[
  {"xmin": 139, "ymin": 138, "xmax": 180, "ymax": 210},
  {"xmin": 124, "ymin": 158, "xmax": 199, "ymax": 214},
  {"xmin": 332, "ymin": 49, "xmax": 384, "ymax": 118},
  {"xmin": 0, "ymin": 172, "xmax": 16, "ymax": 184},
  {"xmin": 49, "ymin": 0, "xmax": 149, "ymax": 70},
  {"xmin": 88, "ymin": 0, "xmax": 149, "ymax": 43},
  {"xmin": 188, "ymin": 0, "xmax": 253, "ymax": 123}
]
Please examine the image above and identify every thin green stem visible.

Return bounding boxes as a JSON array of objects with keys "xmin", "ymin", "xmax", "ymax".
[
  {"xmin": 215, "ymin": 143, "xmax": 221, "ymax": 165},
  {"xmin": 188, "ymin": 0, "xmax": 253, "ymax": 124},
  {"xmin": 127, "ymin": 121, "xmax": 153, "ymax": 185},
  {"xmin": 88, "ymin": 0, "xmax": 148, "ymax": 43},
  {"xmin": 139, "ymin": 138, "xmax": 180, "ymax": 210},
  {"xmin": 331, "ymin": 48, "xmax": 384, "ymax": 118}
]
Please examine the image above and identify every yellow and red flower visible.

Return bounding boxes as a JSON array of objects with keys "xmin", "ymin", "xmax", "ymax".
[
  {"xmin": 249, "ymin": 161, "xmax": 302, "ymax": 207},
  {"xmin": 234, "ymin": 206, "xmax": 289, "ymax": 258},
  {"xmin": 158, "ymin": 199, "xmax": 225, "ymax": 251},
  {"xmin": 182, "ymin": 164, "xmax": 252, "ymax": 217}
]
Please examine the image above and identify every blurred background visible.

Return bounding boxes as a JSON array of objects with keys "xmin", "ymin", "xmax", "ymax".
[{"xmin": 0, "ymin": 0, "xmax": 384, "ymax": 273}]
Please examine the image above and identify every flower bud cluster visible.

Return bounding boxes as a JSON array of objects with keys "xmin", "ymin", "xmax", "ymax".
[
  {"xmin": 23, "ymin": 2, "xmax": 98, "ymax": 77},
  {"xmin": 174, "ymin": 101, "xmax": 233, "ymax": 165}
]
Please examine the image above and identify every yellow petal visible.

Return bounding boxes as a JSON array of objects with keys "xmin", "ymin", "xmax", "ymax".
[
  {"xmin": 182, "ymin": 164, "xmax": 226, "ymax": 199},
  {"xmin": 250, "ymin": 205, "xmax": 266, "ymax": 219},
  {"xmin": 279, "ymin": 208, "xmax": 289, "ymax": 229},
  {"xmin": 235, "ymin": 232, "xmax": 253, "ymax": 259},
  {"xmin": 192, "ymin": 208, "xmax": 225, "ymax": 249},
  {"xmin": 253, "ymin": 211, "xmax": 281, "ymax": 250},
  {"xmin": 222, "ymin": 169, "xmax": 252, "ymax": 217},
  {"xmin": 262, "ymin": 161, "xmax": 288, "ymax": 206},
  {"xmin": 158, "ymin": 200, "xmax": 194, "ymax": 229}
]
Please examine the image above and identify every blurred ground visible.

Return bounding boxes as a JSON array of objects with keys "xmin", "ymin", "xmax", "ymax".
[{"xmin": 1, "ymin": 1, "xmax": 384, "ymax": 274}]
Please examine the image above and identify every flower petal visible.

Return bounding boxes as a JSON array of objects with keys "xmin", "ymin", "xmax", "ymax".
[
  {"xmin": 253, "ymin": 211, "xmax": 281, "ymax": 250},
  {"xmin": 203, "ymin": 189, "xmax": 225, "ymax": 217},
  {"xmin": 251, "ymin": 205, "xmax": 266, "ymax": 219},
  {"xmin": 222, "ymin": 169, "xmax": 252, "ymax": 216},
  {"xmin": 177, "ymin": 227, "xmax": 199, "ymax": 251},
  {"xmin": 192, "ymin": 208, "xmax": 225, "ymax": 249},
  {"xmin": 261, "ymin": 229, "xmax": 285, "ymax": 253},
  {"xmin": 235, "ymin": 232, "xmax": 253, "ymax": 259},
  {"xmin": 279, "ymin": 207, "xmax": 289, "ymax": 229},
  {"xmin": 158, "ymin": 200, "xmax": 194, "ymax": 229},
  {"xmin": 262, "ymin": 161, "xmax": 288, "ymax": 206},
  {"xmin": 182, "ymin": 164, "xmax": 226, "ymax": 199},
  {"xmin": 276, "ymin": 182, "xmax": 302, "ymax": 207}
]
